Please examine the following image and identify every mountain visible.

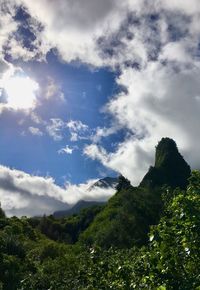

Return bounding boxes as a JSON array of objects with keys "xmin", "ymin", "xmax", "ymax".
[
  {"xmin": 53, "ymin": 200, "xmax": 105, "ymax": 218},
  {"xmin": 0, "ymin": 138, "xmax": 199, "ymax": 290},
  {"xmin": 88, "ymin": 177, "xmax": 119, "ymax": 191},
  {"xmin": 140, "ymin": 137, "xmax": 191, "ymax": 189},
  {"xmin": 53, "ymin": 177, "xmax": 119, "ymax": 217},
  {"xmin": 80, "ymin": 180, "xmax": 162, "ymax": 248},
  {"xmin": 79, "ymin": 138, "xmax": 191, "ymax": 248}
]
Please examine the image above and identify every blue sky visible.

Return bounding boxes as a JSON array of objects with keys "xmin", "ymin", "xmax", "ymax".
[
  {"xmin": 1, "ymin": 0, "xmax": 200, "ymax": 216},
  {"xmin": 1, "ymin": 52, "xmax": 120, "ymax": 185}
]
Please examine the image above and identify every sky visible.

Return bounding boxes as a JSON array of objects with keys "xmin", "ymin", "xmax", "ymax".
[{"xmin": 1, "ymin": 0, "xmax": 200, "ymax": 216}]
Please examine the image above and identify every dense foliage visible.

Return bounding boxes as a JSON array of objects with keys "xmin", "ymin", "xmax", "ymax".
[
  {"xmin": 0, "ymin": 139, "xmax": 199, "ymax": 289},
  {"xmin": 28, "ymin": 204, "xmax": 104, "ymax": 243},
  {"xmin": 0, "ymin": 171, "xmax": 199, "ymax": 289},
  {"xmin": 80, "ymin": 185, "xmax": 163, "ymax": 248}
]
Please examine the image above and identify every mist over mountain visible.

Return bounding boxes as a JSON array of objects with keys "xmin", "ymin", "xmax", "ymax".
[{"xmin": 53, "ymin": 176, "xmax": 118, "ymax": 217}]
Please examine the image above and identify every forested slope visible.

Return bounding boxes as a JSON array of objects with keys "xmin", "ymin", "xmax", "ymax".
[{"xmin": 0, "ymin": 138, "xmax": 199, "ymax": 290}]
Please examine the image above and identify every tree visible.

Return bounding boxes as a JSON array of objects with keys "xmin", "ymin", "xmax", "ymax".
[{"xmin": 138, "ymin": 171, "xmax": 200, "ymax": 289}]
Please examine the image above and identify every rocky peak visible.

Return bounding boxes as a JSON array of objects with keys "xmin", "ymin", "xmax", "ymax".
[{"xmin": 140, "ymin": 138, "xmax": 191, "ymax": 189}]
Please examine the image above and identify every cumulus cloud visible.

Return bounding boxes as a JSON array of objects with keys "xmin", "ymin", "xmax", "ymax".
[
  {"xmin": 17, "ymin": 0, "xmax": 128, "ymax": 65},
  {"xmin": 1, "ymin": 1, "xmax": 200, "ymax": 189},
  {"xmin": 63, "ymin": 180, "xmax": 116, "ymax": 205},
  {"xmin": 0, "ymin": 165, "xmax": 68, "ymax": 216},
  {"xmin": 1, "ymin": 0, "xmax": 200, "ymax": 67},
  {"xmin": 81, "ymin": 1, "xmax": 200, "ymax": 185},
  {"xmin": 85, "ymin": 63, "xmax": 200, "ymax": 184},
  {"xmin": 0, "ymin": 165, "xmax": 116, "ymax": 217}
]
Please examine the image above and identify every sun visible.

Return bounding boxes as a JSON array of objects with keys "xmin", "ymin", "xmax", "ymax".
[{"xmin": 3, "ymin": 75, "xmax": 39, "ymax": 110}]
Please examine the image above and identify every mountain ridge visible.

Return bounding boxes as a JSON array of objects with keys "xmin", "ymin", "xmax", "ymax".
[
  {"xmin": 79, "ymin": 137, "xmax": 191, "ymax": 248},
  {"xmin": 53, "ymin": 200, "xmax": 106, "ymax": 218}
]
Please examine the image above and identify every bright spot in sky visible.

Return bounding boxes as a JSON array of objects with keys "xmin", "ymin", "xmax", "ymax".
[{"xmin": 3, "ymin": 76, "xmax": 39, "ymax": 110}]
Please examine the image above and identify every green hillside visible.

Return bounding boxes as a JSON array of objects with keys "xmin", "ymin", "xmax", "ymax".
[
  {"xmin": 0, "ymin": 138, "xmax": 199, "ymax": 289},
  {"xmin": 79, "ymin": 138, "xmax": 191, "ymax": 248},
  {"xmin": 79, "ymin": 184, "xmax": 162, "ymax": 248}
]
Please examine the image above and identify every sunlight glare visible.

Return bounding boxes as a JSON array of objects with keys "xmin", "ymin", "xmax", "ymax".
[{"xmin": 4, "ymin": 76, "xmax": 39, "ymax": 110}]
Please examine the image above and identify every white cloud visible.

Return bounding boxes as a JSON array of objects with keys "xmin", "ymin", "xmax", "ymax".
[
  {"xmin": 0, "ymin": 0, "xmax": 200, "ymax": 68},
  {"xmin": 18, "ymin": 0, "xmax": 128, "ymax": 65},
  {"xmin": 63, "ymin": 179, "xmax": 116, "ymax": 204},
  {"xmin": 70, "ymin": 132, "xmax": 78, "ymax": 142},
  {"xmin": 0, "ymin": 0, "xmax": 48, "ymax": 62},
  {"xmin": 28, "ymin": 126, "xmax": 43, "ymax": 136},
  {"xmin": 30, "ymin": 112, "xmax": 44, "ymax": 124},
  {"xmin": 0, "ymin": 2, "xmax": 18, "ymax": 58},
  {"xmin": 1, "ymin": 1, "xmax": 200, "ymax": 192},
  {"xmin": 0, "ymin": 165, "xmax": 68, "ymax": 216},
  {"xmin": 67, "ymin": 120, "xmax": 88, "ymax": 132},
  {"xmin": 0, "ymin": 165, "xmax": 115, "ymax": 217},
  {"xmin": 6, "ymin": 38, "xmax": 37, "ymax": 61},
  {"xmin": 45, "ymin": 119, "xmax": 90, "ymax": 142},
  {"xmin": 66, "ymin": 119, "xmax": 90, "ymax": 141},
  {"xmin": 0, "ymin": 59, "xmax": 10, "ymax": 79},
  {"xmin": 46, "ymin": 118, "xmax": 65, "ymax": 141},
  {"xmin": 58, "ymin": 145, "xmax": 74, "ymax": 155},
  {"xmin": 84, "ymin": 138, "xmax": 154, "ymax": 185},
  {"xmin": 84, "ymin": 144, "xmax": 108, "ymax": 165},
  {"xmin": 159, "ymin": 0, "xmax": 200, "ymax": 15},
  {"xmin": 85, "ymin": 62, "xmax": 200, "ymax": 184},
  {"xmin": 160, "ymin": 41, "xmax": 192, "ymax": 63},
  {"xmin": 92, "ymin": 126, "xmax": 119, "ymax": 143},
  {"xmin": 42, "ymin": 77, "xmax": 65, "ymax": 102}
]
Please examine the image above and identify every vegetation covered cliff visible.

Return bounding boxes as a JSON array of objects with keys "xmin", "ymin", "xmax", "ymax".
[{"xmin": 141, "ymin": 137, "xmax": 191, "ymax": 189}]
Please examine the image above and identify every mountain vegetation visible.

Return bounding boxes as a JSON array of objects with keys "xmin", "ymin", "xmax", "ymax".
[
  {"xmin": 141, "ymin": 138, "xmax": 191, "ymax": 189},
  {"xmin": 0, "ymin": 138, "xmax": 199, "ymax": 289},
  {"xmin": 53, "ymin": 200, "xmax": 105, "ymax": 218}
]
